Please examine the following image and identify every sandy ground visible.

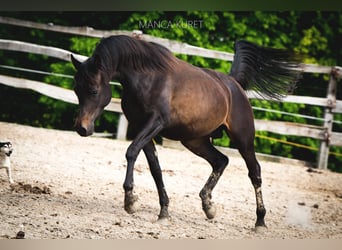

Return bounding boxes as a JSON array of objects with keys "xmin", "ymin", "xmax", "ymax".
[{"xmin": 0, "ymin": 121, "xmax": 342, "ymax": 239}]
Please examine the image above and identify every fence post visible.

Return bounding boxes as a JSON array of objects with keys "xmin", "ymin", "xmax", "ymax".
[
  {"xmin": 317, "ymin": 68, "xmax": 338, "ymax": 169},
  {"xmin": 116, "ymin": 114, "xmax": 128, "ymax": 140}
]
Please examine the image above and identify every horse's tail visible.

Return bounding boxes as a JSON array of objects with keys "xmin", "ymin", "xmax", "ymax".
[{"xmin": 229, "ymin": 40, "xmax": 302, "ymax": 99}]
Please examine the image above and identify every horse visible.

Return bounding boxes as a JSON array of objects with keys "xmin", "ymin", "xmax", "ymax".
[{"xmin": 71, "ymin": 35, "xmax": 301, "ymax": 231}]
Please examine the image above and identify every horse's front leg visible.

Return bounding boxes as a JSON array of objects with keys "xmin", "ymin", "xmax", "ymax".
[
  {"xmin": 123, "ymin": 158, "xmax": 138, "ymax": 214},
  {"xmin": 143, "ymin": 140, "xmax": 170, "ymax": 220},
  {"xmin": 122, "ymin": 113, "xmax": 164, "ymax": 215}
]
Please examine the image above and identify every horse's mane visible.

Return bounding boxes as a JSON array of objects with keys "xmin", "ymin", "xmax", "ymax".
[{"xmin": 93, "ymin": 35, "xmax": 177, "ymax": 73}]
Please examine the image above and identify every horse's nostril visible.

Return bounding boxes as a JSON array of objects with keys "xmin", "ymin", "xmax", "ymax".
[{"xmin": 77, "ymin": 126, "xmax": 88, "ymax": 137}]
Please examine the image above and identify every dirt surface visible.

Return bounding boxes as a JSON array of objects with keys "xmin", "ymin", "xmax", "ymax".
[{"xmin": 0, "ymin": 121, "xmax": 342, "ymax": 239}]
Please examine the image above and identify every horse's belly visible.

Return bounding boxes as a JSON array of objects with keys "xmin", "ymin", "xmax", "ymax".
[
  {"xmin": 160, "ymin": 121, "xmax": 220, "ymax": 141},
  {"xmin": 160, "ymin": 128, "xmax": 199, "ymax": 141}
]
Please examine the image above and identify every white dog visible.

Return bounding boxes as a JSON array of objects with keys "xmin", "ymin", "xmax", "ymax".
[{"xmin": 0, "ymin": 142, "xmax": 14, "ymax": 184}]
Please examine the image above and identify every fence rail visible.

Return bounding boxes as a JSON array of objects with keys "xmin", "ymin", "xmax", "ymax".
[
  {"xmin": 0, "ymin": 16, "xmax": 341, "ymax": 169},
  {"xmin": 1, "ymin": 16, "xmax": 341, "ymax": 75}
]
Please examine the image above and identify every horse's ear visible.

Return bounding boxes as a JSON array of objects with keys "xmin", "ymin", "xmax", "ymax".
[{"xmin": 71, "ymin": 54, "xmax": 82, "ymax": 70}]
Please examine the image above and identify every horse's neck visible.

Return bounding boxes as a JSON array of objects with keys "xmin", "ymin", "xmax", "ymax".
[{"xmin": 118, "ymin": 70, "xmax": 149, "ymax": 92}]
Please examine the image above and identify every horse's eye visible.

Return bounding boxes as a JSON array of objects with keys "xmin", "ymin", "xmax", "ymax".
[{"xmin": 90, "ymin": 88, "xmax": 98, "ymax": 95}]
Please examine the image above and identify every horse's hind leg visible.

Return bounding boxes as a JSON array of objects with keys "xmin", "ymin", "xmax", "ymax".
[
  {"xmin": 229, "ymin": 128, "xmax": 267, "ymax": 230},
  {"xmin": 181, "ymin": 137, "xmax": 229, "ymax": 219},
  {"xmin": 240, "ymin": 145, "xmax": 267, "ymax": 229}
]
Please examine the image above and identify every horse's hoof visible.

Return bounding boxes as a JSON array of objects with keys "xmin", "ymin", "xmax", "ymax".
[
  {"xmin": 156, "ymin": 215, "xmax": 171, "ymax": 225},
  {"xmin": 124, "ymin": 204, "xmax": 136, "ymax": 214},
  {"xmin": 124, "ymin": 194, "xmax": 138, "ymax": 214},
  {"xmin": 254, "ymin": 225, "xmax": 268, "ymax": 233},
  {"xmin": 204, "ymin": 205, "xmax": 216, "ymax": 219}
]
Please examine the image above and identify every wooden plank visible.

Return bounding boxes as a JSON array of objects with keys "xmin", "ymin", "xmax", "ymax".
[
  {"xmin": 334, "ymin": 101, "xmax": 342, "ymax": 113},
  {"xmin": 331, "ymin": 132, "xmax": 342, "ymax": 147},
  {"xmin": 301, "ymin": 64, "xmax": 333, "ymax": 74},
  {"xmin": 254, "ymin": 119, "xmax": 324, "ymax": 140},
  {"xmin": 163, "ymin": 121, "xmax": 338, "ymax": 148},
  {"xmin": 0, "ymin": 74, "xmax": 77, "ymax": 104},
  {"xmin": 284, "ymin": 95, "xmax": 327, "ymax": 107},
  {"xmin": 0, "ymin": 39, "xmax": 88, "ymax": 62},
  {"xmin": 0, "ymin": 16, "xmax": 133, "ymax": 38},
  {"xmin": 143, "ymin": 35, "xmax": 234, "ymax": 61},
  {"xmin": 162, "ymin": 138, "xmax": 310, "ymax": 166},
  {"xmin": 248, "ymin": 91, "xmax": 341, "ymax": 114},
  {"xmin": 0, "ymin": 74, "xmax": 122, "ymax": 113},
  {"xmin": 247, "ymin": 91, "xmax": 328, "ymax": 106}
]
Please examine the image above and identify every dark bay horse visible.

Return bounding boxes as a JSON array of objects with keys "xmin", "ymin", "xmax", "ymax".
[{"xmin": 71, "ymin": 35, "xmax": 301, "ymax": 230}]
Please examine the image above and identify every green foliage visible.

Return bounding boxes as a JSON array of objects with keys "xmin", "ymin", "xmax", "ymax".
[
  {"xmin": 0, "ymin": 11, "xmax": 341, "ymax": 170},
  {"xmin": 70, "ymin": 37, "xmax": 100, "ymax": 56}
]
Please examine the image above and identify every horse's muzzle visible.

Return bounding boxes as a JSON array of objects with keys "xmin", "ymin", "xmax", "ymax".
[
  {"xmin": 75, "ymin": 122, "xmax": 94, "ymax": 137},
  {"xmin": 74, "ymin": 114, "xmax": 95, "ymax": 137},
  {"xmin": 76, "ymin": 126, "xmax": 89, "ymax": 137}
]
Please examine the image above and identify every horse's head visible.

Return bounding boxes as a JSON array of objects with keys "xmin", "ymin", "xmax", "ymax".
[{"xmin": 71, "ymin": 54, "xmax": 112, "ymax": 137}]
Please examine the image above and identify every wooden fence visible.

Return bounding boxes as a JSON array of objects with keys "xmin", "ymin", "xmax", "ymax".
[{"xmin": 0, "ymin": 16, "xmax": 341, "ymax": 169}]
